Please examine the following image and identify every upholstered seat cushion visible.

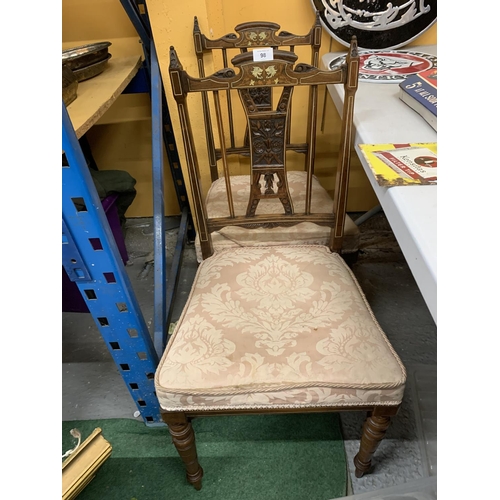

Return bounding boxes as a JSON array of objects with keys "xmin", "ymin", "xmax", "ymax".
[
  {"xmin": 194, "ymin": 172, "xmax": 360, "ymax": 262},
  {"xmin": 155, "ymin": 246, "xmax": 406, "ymax": 412}
]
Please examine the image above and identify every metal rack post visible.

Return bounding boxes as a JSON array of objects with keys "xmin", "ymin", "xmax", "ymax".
[
  {"xmin": 62, "ymin": 103, "xmax": 163, "ymax": 426},
  {"xmin": 120, "ymin": 0, "xmax": 194, "ymax": 355}
]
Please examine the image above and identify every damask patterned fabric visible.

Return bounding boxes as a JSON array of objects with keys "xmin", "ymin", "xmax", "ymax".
[
  {"xmin": 155, "ymin": 246, "xmax": 406, "ymax": 412},
  {"xmin": 194, "ymin": 172, "xmax": 360, "ymax": 261}
]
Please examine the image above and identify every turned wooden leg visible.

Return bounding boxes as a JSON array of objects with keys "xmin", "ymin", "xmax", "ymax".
[
  {"xmin": 353, "ymin": 413, "xmax": 392, "ymax": 478},
  {"xmin": 163, "ymin": 412, "xmax": 204, "ymax": 490}
]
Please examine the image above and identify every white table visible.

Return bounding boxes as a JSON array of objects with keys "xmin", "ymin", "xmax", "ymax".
[{"xmin": 322, "ymin": 45, "xmax": 437, "ymax": 324}]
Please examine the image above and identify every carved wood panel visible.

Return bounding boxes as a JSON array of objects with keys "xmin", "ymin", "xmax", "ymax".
[{"xmin": 238, "ymin": 85, "xmax": 294, "ymax": 217}]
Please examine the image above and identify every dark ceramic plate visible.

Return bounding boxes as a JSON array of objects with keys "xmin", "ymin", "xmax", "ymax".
[
  {"xmin": 311, "ymin": 0, "xmax": 437, "ymax": 50},
  {"xmin": 62, "ymin": 41, "xmax": 112, "ymax": 71},
  {"xmin": 72, "ymin": 54, "xmax": 112, "ymax": 82}
]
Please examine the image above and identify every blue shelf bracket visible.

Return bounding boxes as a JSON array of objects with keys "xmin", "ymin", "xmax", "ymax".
[{"xmin": 62, "ymin": 102, "xmax": 163, "ymax": 426}]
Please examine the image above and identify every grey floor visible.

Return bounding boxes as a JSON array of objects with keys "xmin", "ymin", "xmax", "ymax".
[{"xmin": 62, "ymin": 211, "xmax": 437, "ymax": 497}]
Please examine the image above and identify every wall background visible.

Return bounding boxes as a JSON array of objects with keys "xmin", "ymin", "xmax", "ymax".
[{"xmin": 63, "ymin": 0, "xmax": 437, "ymax": 217}]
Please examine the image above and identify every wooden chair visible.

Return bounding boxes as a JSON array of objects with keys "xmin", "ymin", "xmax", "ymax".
[
  {"xmin": 192, "ymin": 15, "xmax": 360, "ymax": 262},
  {"xmin": 155, "ymin": 38, "xmax": 406, "ymax": 490}
]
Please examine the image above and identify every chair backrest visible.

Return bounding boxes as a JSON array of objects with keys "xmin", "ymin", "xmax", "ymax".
[
  {"xmin": 193, "ymin": 15, "xmax": 323, "ymax": 182},
  {"xmin": 169, "ymin": 38, "xmax": 359, "ymax": 259}
]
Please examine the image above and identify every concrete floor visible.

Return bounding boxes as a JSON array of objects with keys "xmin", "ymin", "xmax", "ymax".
[{"xmin": 62, "ymin": 211, "xmax": 437, "ymax": 497}]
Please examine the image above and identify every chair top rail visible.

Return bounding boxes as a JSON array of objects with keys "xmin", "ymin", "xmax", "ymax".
[
  {"xmin": 169, "ymin": 48, "xmax": 348, "ymax": 99},
  {"xmin": 193, "ymin": 13, "xmax": 322, "ymax": 53}
]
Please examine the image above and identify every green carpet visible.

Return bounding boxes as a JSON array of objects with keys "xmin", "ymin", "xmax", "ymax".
[{"xmin": 62, "ymin": 413, "xmax": 347, "ymax": 500}]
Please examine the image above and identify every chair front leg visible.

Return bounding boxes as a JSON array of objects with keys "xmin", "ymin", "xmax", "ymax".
[
  {"xmin": 353, "ymin": 413, "xmax": 392, "ymax": 478},
  {"xmin": 163, "ymin": 412, "xmax": 204, "ymax": 490}
]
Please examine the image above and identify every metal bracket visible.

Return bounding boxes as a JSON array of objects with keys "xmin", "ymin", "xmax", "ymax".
[{"xmin": 62, "ymin": 218, "xmax": 92, "ymax": 282}]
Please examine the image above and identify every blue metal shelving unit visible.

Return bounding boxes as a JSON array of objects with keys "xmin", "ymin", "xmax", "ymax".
[{"xmin": 62, "ymin": 1, "xmax": 193, "ymax": 425}]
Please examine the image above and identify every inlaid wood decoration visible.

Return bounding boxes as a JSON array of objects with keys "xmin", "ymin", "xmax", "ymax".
[{"xmin": 310, "ymin": 0, "xmax": 437, "ymax": 50}]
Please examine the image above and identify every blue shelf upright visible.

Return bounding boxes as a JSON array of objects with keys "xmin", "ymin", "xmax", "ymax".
[
  {"xmin": 62, "ymin": 103, "xmax": 163, "ymax": 425},
  {"xmin": 120, "ymin": 0, "xmax": 193, "ymax": 357}
]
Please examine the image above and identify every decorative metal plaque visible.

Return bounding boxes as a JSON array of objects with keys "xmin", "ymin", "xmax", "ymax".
[
  {"xmin": 328, "ymin": 49, "xmax": 437, "ymax": 83},
  {"xmin": 311, "ymin": 0, "xmax": 437, "ymax": 50}
]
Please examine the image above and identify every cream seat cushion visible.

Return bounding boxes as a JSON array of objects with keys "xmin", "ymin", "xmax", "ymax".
[
  {"xmin": 155, "ymin": 245, "xmax": 406, "ymax": 412},
  {"xmin": 194, "ymin": 171, "xmax": 360, "ymax": 262}
]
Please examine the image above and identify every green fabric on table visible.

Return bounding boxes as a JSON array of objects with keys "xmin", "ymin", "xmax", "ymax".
[{"xmin": 62, "ymin": 413, "xmax": 347, "ymax": 500}]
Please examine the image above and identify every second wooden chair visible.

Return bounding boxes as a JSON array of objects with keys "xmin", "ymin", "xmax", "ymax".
[{"xmin": 192, "ymin": 15, "xmax": 360, "ymax": 263}]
